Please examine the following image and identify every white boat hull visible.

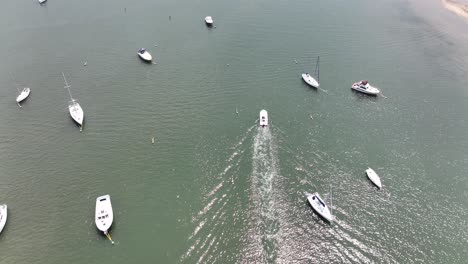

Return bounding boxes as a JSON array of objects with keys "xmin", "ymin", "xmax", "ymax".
[
  {"xmin": 138, "ymin": 51, "xmax": 152, "ymax": 62},
  {"xmin": 205, "ymin": 16, "xmax": 213, "ymax": 25},
  {"xmin": 0, "ymin": 204, "xmax": 7, "ymax": 234},
  {"xmin": 351, "ymin": 83, "xmax": 380, "ymax": 95},
  {"xmin": 259, "ymin": 110, "xmax": 268, "ymax": 127},
  {"xmin": 306, "ymin": 192, "xmax": 332, "ymax": 222},
  {"xmin": 366, "ymin": 168, "xmax": 382, "ymax": 189},
  {"xmin": 301, "ymin": 73, "xmax": 319, "ymax": 88},
  {"xmin": 69, "ymin": 101, "xmax": 84, "ymax": 126},
  {"xmin": 16, "ymin": 87, "xmax": 31, "ymax": 103},
  {"xmin": 95, "ymin": 195, "xmax": 114, "ymax": 234},
  {"xmin": 38, "ymin": 0, "xmax": 47, "ymax": 4}
]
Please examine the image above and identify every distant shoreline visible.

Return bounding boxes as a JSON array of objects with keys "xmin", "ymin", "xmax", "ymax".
[{"xmin": 442, "ymin": 0, "xmax": 468, "ymax": 20}]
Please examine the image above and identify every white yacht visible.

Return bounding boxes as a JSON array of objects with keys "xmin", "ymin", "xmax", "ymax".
[
  {"xmin": 137, "ymin": 48, "xmax": 153, "ymax": 62},
  {"xmin": 0, "ymin": 204, "xmax": 7, "ymax": 234},
  {"xmin": 16, "ymin": 87, "xmax": 31, "ymax": 105},
  {"xmin": 62, "ymin": 73, "xmax": 84, "ymax": 130},
  {"xmin": 301, "ymin": 56, "xmax": 320, "ymax": 88},
  {"xmin": 259, "ymin": 110, "xmax": 268, "ymax": 127},
  {"xmin": 306, "ymin": 192, "xmax": 333, "ymax": 223},
  {"xmin": 205, "ymin": 16, "xmax": 214, "ymax": 26},
  {"xmin": 351, "ymin": 80, "xmax": 380, "ymax": 95},
  {"xmin": 38, "ymin": 0, "xmax": 47, "ymax": 4},
  {"xmin": 366, "ymin": 168, "xmax": 382, "ymax": 189},
  {"xmin": 95, "ymin": 195, "xmax": 114, "ymax": 235}
]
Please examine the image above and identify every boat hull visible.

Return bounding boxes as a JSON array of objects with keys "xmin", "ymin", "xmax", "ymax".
[
  {"xmin": 0, "ymin": 204, "xmax": 7, "ymax": 234},
  {"xmin": 351, "ymin": 83, "xmax": 380, "ymax": 95},
  {"xmin": 301, "ymin": 74, "xmax": 319, "ymax": 88},
  {"xmin": 95, "ymin": 195, "xmax": 114, "ymax": 234},
  {"xmin": 205, "ymin": 16, "xmax": 213, "ymax": 26},
  {"xmin": 16, "ymin": 88, "xmax": 31, "ymax": 103},
  {"xmin": 306, "ymin": 192, "xmax": 332, "ymax": 223},
  {"xmin": 38, "ymin": 0, "xmax": 47, "ymax": 4},
  {"xmin": 259, "ymin": 110, "xmax": 268, "ymax": 127},
  {"xmin": 138, "ymin": 51, "xmax": 152, "ymax": 62},
  {"xmin": 69, "ymin": 101, "xmax": 84, "ymax": 126},
  {"xmin": 366, "ymin": 168, "xmax": 382, "ymax": 189}
]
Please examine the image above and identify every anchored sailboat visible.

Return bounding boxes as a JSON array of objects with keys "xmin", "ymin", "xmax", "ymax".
[
  {"xmin": 301, "ymin": 56, "xmax": 320, "ymax": 88},
  {"xmin": 62, "ymin": 73, "xmax": 84, "ymax": 131}
]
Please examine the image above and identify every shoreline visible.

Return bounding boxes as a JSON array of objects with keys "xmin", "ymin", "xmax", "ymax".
[{"xmin": 441, "ymin": 0, "xmax": 468, "ymax": 20}]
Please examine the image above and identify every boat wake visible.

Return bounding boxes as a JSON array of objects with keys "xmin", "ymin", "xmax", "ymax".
[{"xmin": 242, "ymin": 126, "xmax": 283, "ymax": 263}]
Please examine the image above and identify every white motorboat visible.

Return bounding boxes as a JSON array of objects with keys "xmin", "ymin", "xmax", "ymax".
[
  {"xmin": 38, "ymin": 0, "xmax": 47, "ymax": 4},
  {"xmin": 137, "ymin": 48, "xmax": 152, "ymax": 62},
  {"xmin": 95, "ymin": 195, "xmax": 114, "ymax": 235},
  {"xmin": 306, "ymin": 192, "xmax": 333, "ymax": 223},
  {"xmin": 16, "ymin": 87, "xmax": 31, "ymax": 104},
  {"xmin": 205, "ymin": 16, "xmax": 214, "ymax": 26},
  {"xmin": 351, "ymin": 80, "xmax": 380, "ymax": 95},
  {"xmin": 301, "ymin": 56, "xmax": 320, "ymax": 88},
  {"xmin": 0, "ymin": 204, "xmax": 7, "ymax": 234},
  {"xmin": 259, "ymin": 109, "xmax": 268, "ymax": 127},
  {"xmin": 62, "ymin": 73, "xmax": 85, "ymax": 129},
  {"xmin": 366, "ymin": 168, "xmax": 382, "ymax": 189}
]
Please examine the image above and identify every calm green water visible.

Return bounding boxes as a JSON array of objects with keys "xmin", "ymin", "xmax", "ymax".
[{"xmin": 0, "ymin": 0, "xmax": 467, "ymax": 263}]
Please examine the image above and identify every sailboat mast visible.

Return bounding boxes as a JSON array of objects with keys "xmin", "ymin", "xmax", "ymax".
[{"xmin": 61, "ymin": 72, "xmax": 73, "ymax": 100}]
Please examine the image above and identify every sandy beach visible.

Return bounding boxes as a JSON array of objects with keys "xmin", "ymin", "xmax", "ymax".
[{"xmin": 442, "ymin": 0, "xmax": 468, "ymax": 20}]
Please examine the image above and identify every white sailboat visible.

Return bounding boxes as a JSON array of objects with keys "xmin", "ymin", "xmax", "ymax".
[
  {"xmin": 306, "ymin": 191, "xmax": 333, "ymax": 223},
  {"xmin": 95, "ymin": 195, "xmax": 114, "ymax": 236},
  {"xmin": 301, "ymin": 56, "xmax": 320, "ymax": 88},
  {"xmin": 259, "ymin": 109, "xmax": 268, "ymax": 127},
  {"xmin": 351, "ymin": 80, "xmax": 380, "ymax": 95},
  {"xmin": 0, "ymin": 204, "xmax": 7, "ymax": 234},
  {"xmin": 62, "ymin": 73, "xmax": 84, "ymax": 130},
  {"xmin": 16, "ymin": 87, "xmax": 31, "ymax": 106},
  {"xmin": 366, "ymin": 168, "xmax": 382, "ymax": 189}
]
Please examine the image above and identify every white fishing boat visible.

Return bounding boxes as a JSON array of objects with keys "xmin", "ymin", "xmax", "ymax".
[
  {"xmin": 259, "ymin": 109, "xmax": 268, "ymax": 127},
  {"xmin": 137, "ymin": 48, "xmax": 152, "ymax": 62},
  {"xmin": 366, "ymin": 168, "xmax": 382, "ymax": 189},
  {"xmin": 0, "ymin": 204, "xmax": 7, "ymax": 234},
  {"xmin": 16, "ymin": 87, "xmax": 31, "ymax": 105},
  {"xmin": 205, "ymin": 16, "xmax": 213, "ymax": 26},
  {"xmin": 62, "ymin": 73, "xmax": 84, "ymax": 130},
  {"xmin": 38, "ymin": 0, "xmax": 47, "ymax": 4},
  {"xmin": 301, "ymin": 56, "xmax": 320, "ymax": 88},
  {"xmin": 95, "ymin": 195, "xmax": 114, "ymax": 235},
  {"xmin": 351, "ymin": 80, "xmax": 380, "ymax": 95},
  {"xmin": 306, "ymin": 192, "xmax": 333, "ymax": 223}
]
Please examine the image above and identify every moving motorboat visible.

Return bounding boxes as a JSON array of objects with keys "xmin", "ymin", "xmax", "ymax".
[
  {"xmin": 351, "ymin": 80, "xmax": 380, "ymax": 95},
  {"xmin": 16, "ymin": 87, "xmax": 31, "ymax": 105},
  {"xmin": 301, "ymin": 56, "xmax": 320, "ymax": 88},
  {"xmin": 95, "ymin": 195, "xmax": 114, "ymax": 235},
  {"xmin": 38, "ymin": 0, "xmax": 47, "ymax": 4},
  {"xmin": 205, "ymin": 16, "xmax": 213, "ymax": 26},
  {"xmin": 259, "ymin": 109, "xmax": 268, "ymax": 127},
  {"xmin": 137, "ymin": 48, "xmax": 153, "ymax": 62},
  {"xmin": 306, "ymin": 192, "xmax": 333, "ymax": 223},
  {"xmin": 62, "ymin": 73, "xmax": 85, "ymax": 130},
  {"xmin": 366, "ymin": 168, "xmax": 382, "ymax": 189},
  {"xmin": 0, "ymin": 204, "xmax": 7, "ymax": 234}
]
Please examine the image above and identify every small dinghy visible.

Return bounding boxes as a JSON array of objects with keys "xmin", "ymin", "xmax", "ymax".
[
  {"xmin": 366, "ymin": 168, "xmax": 382, "ymax": 189},
  {"xmin": 38, "ymin": 0, "xmax": 47, "ymax": 4},
  {"xmin": 0, "ymin": 204, "xmax": 7, "ymax": 234},
  {"xmin": 259, "ymin": 109, "xmax": 268, "ymax": 127},
  {"xmin": 62, "ymin": 73, "xmax": 84, "ymax": 130},
  {"xmin": 351, "ymin": 80, "xmax": 380, "ymax": 95},
  {"xmin": 137, "ymin": 48, "xmax": 152, "ymax": 62},
  {"xmin": 301, "ymin": 56, "xmax": 320, "ymax": 88},
  {"xmin": 16, "ymin": 87, "xmax": 31, "ymax": 105},
  {"xmin": 306, "ymin": 192, "xmax": 333, "ymax": 223},
  {"xmin": 205, "ymin": 16, "xmax": 214, "ymax": 26},
  {"xmin": 95, "ymin": 195, "xmax": 114, "ymax": 236}
]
